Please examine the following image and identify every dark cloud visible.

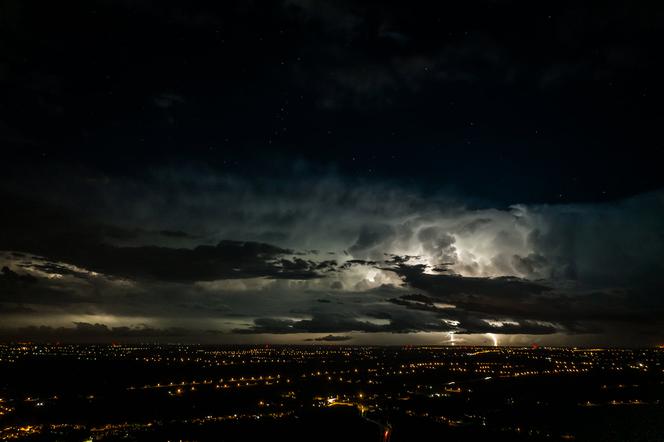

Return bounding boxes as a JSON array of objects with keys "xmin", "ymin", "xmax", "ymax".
[
  {"xmin": 0, "ymin": 304, "xmax": 36, "ymax": 314},
  {"xmin": 0, "ymin": 322, "xmax": 196, "ymax": 343},
  {"xmin": 314, "ymin": 260, "xmax": 337, "ymax": 271},
  {"xmin": 235, "ymin": 315, "xmax": 382, "ymax": 334},
  {"xmin": 348, "ymin": 224, "xmax": 396, "ymax": 256},
  {"xmin": 388, "ymin": 293, "xmax": 441, "ymax": 311},
  {"xmin": 274, "ymin": 257, "xmax": 327, "ymax": 279},
  {"xmin": 385, "ymin": 293, "xmax": 558, "ymax": 335},
  {"xmin": 511, "ymin": 253, "xmax": 548, "ymax": 277},
  {"xmin": 1, "ymin": 266, "xmax": 37, "ymax": 284},
  {"xmin": 159, "ymin": 229, "xmax": 194, "ymax": 238},
  {"xmin": 0, "ymin": 266, "xmax": 85, "ymax": 307},
  {"xmin": 526, "ymin": 192, "xmax": 664, "ymax": 286},
  {"xmin": 235, "ymin": 311, "xmax": 453, "ymax": 335},
  {"xmin": 391, "ymin": 263, "xmax": 551, "ymax": 298},
  {"xmin": 304, "ymin": 334, "xmax": 352, "ymax": 342},
  {"xmin": 20, "ymin": 262, "xmax": 91, "ymax": 279},
  {"xmin": 39, "ymin": 240, "xmax": 326, "ymax": 282},
  {"xmin": 339, "ymin": 259, "xmax": 378, "ymax": 270},
  {"xmin": 454, "ymin": 317, "xmax": 558, "ymax": 335},
  {"xmin": 383, "ymin": 262, "xmax": 664, "ymax": 338},
  {"xmin": 0, "ymin": 192, "xmax": 330, "ymax": 282}
]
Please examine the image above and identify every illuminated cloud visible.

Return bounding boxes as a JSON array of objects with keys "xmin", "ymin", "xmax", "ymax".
[{"xmin": 0, "ymin": 171, "xmax": 663, "ymax": 345}]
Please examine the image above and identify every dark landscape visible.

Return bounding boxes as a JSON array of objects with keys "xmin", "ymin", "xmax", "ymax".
[{"xmin": 1, "ymin": 344, "xmax": 663, "ymax": 441}]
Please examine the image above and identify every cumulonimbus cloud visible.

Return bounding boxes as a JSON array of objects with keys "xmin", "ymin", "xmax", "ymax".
[{"xmin": 1, "ymin": 169, "xmax": 663, "ymax": 344}]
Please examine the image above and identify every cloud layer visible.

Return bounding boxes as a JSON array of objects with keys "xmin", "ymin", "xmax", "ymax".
[{"xmin": 1, "ymin": 169, "xmax": 663, "ymax": 345}]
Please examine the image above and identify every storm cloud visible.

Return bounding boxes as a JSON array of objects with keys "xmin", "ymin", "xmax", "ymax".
[{"xmin": 0, "ymin": 169, "xmax": 663, "ymax": 345}]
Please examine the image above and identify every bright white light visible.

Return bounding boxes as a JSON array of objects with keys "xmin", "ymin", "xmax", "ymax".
[
  {"xmin": 484, "ymin": 319, "xmax": 519, "ymax": 328},
  {"xmin": 434, "ymin": 302, "xmax": 456, "ymax": 309},
  {"xmin": 486, "ymin": 333, "xmax": 498, "ymax": 347}
]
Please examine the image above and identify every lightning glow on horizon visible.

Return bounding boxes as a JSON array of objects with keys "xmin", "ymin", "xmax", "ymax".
[{"xmin": 486, "ymin": 333, "xmax": 499, "ymax": 347}]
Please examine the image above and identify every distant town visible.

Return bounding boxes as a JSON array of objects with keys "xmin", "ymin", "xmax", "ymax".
[{"xmin": 1, "ymin": 344, "xmax": 662, "ymax": 441}]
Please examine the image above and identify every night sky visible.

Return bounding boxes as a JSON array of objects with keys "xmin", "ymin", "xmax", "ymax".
[{"xmin": 1, "ymin": 1, "xmax": 663, "ymax": 346}]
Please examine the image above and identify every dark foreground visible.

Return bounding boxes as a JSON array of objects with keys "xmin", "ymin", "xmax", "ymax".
[{"xmin": 1, "ymin": 344, "xmax": 663, "ymax": 441}]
